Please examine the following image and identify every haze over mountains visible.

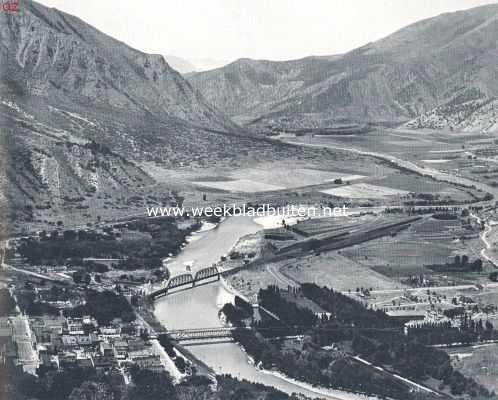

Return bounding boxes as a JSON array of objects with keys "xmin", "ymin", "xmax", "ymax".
[
  {"xmin": 164, "ymin": 55, "xmax": 230, "ymax": 74},
  {"xmin": 188, "ymin": 4, "xmax": 498, "ymax": 132}
]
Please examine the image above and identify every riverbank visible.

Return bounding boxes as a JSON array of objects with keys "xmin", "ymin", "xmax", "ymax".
[
  {"xmin": 153, "ymin": 215, "xmax": 375, "ymax": 400},
  {"xmin": 261, "ymin": 369, "xmax": 379, "ymax": 400},
  {"xmin": 136, "ymin": 295, "xmax": 217, "ymax": 377}
]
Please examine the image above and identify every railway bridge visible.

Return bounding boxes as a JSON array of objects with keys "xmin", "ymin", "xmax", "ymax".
[
  {"xmin": 166, "ymin": 327, "xmax": 242, "ymax": 341},
  {"xmin": 149, "ymin": 266, "xmax": 220, "ymax": 300}
]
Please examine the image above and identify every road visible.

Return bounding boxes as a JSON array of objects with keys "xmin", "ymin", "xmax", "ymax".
[
  {"xmin": 280, "ymin": 136, "xmax": 498, "ymax": 202},
  {"xmin": 3, "ymin": 263, "xmax": 65, "ymax": 282},
  {"xmin": 133, "ymin": 309, "xmax": 183, "ymax": 382},
  {"xmin": 281, "ymin": 135, "xmax": 498, "ymax": 271},
  {"xmin": 469, "ymin": 212, "xmax": 498, "ymax": 267},
  {"xmin": 350, "ymin": 282, "xmax": 498, "ymax": 296},
  {"xmin": 352, "ymin": 356, "xmax": 441, "ymax": 396},
  {"xmin": 266, "ymin": 265, "xmax": 299, "ymax": 288}
]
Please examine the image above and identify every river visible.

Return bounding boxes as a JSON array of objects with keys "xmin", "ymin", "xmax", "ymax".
[{"xmin": 154, "ymin": 216, "xmax": 371, "ymax": 400}]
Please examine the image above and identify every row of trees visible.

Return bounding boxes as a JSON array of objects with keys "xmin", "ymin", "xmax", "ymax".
[
  {"xmin": 18, "ymin": 218, "xmax": 200, "ymax": 270},
  {"xmin": 224, "ymin": 287, "xmax": 421, "ymax": 399},
  {"xmin": 407, "ymin": 317, "xmax": 496, "ymax": 346},
  {"xmin": 230, "ymin": 327, "xmax": 417, "ymax": 399},
  {"xmin": 300, "ymin": 284, "xmax": 493, "ymax": 398},
  {"xmin": 427, "ymin": 255, "xmax": 483, "ymax": 272},
  {"xmin": 351, "ymin": 334, "xmax": 492, "ymax": 397},
  {"xmin": 258, "ymin": 285, "xmax": 317, "ymax": 328}
]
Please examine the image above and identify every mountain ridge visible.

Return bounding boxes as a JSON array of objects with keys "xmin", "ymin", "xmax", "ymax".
[
  {"xmin": 0, "ymin": 0, "xmax": 253, "ymax": 227},
  {"xmin": 1, "ymin": 0, "xmax": 239, "ymax": 132},
  {"xmin": 187, "ymin": 3, "xmax": 498, "ymax": 132}
]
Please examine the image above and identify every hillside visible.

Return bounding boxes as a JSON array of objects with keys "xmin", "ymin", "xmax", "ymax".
[
  {"xmin": 404, "ymin": 96, "xmax": 498, "ymax": 132},
  {"xmin": 0, "ymin": 1, "xmax": 239, "ymax": 131},
  {"xmin": 188, "ymin": 4, "xmax": 498, "ymax": 132},
  {"xmin": 0, "ymin": 1, "xmax": 279, "ymax": 228}
]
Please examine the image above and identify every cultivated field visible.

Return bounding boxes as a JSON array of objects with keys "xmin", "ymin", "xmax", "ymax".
[
  {"xmin": 446, "ymin": 343, "xmax": 498, "ymax": 392},
  {"xmin": 320, "ymin": 183, "xmax": 409, "ymax": 199},
  {"xmin": 193, "ymin": 179, "xmax": 284, "ymax": 193},
  {"xmin": 279, "ymin": 252, "xmax": 402, "ymax": 292},
  {"xmin": 193, "ymin": 167, "xmax": 369, "ymax": 193}
]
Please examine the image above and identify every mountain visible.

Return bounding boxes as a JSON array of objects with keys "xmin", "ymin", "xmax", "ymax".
[
  {"xmin": 164, "ymin": 55, "xmax": 197, "ymax": 74},
  {"xmin": 187, "ymin": 4, "xmax": 498, "ymax": 132},
  {"xmin": 0, "ymin": 1, "xmax": 253, "ymax": 226},
  {"xmin": 0, "ymin": 1, "xmax": 237, "ymax": 132},
  {"xmin": 187, "ymin": 55, "xmax": 342, "ymax": 126},
  {"xmin": 404, "ymin": 96, "xmax": 498, "ymax": 132}
]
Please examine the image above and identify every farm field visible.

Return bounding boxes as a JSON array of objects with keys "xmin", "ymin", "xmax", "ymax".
[
  {"xmin": 369, "ymin": 172, "xmax": 470, "ymax": 198},
  {"xmin": 289, "ymin": 214, "xmax": 379, "ymax": 237},
  {"xmin": 284, "ymin": 129, "xmax": 463, "ymax": 158},
  {"xmin": 341, "ymin": 219, "xmax": 484, "ymax": 278},
  {"xmin": 320, "ymin": 183, "xmax": 409, "ymax": 199},
  {"xmin": 446, "ymin": 343, "xmax": 498, "ymax": 393},
  {"xmin": 194, "ymin": 168, "xmax": 370, "ymax": 193},
  {"xmin": 193, "ymin": 179, "xmax": 284, "ymax": 193},
  {"xmin": 283, "ymin": 128, "xmax": 498, "ymax": 177},
  {"xmin": 279, "ymin": 252, "xmax": 402, "ymax": 292},
  {"xmin": 341, "ymin": 237, "xmax": 454, "ymax": 276},
  {"xmin": 230, "ymin": 167, "xmax": 368, "ymax": 188}
]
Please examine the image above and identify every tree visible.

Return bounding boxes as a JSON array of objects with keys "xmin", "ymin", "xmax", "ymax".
[
  {"xmin": 129, "ymin": 367, "xmax": 176, "ymax": 400},
  {"xmin": 471, "ymin": 259, "xmax": 483, "ymax": 272},
  {"xmin": 454, "ymin": 255, "xmax": 461, "ymax": 266},
  {"xmin": 73, "ymin": 271, "xmax": 83, "ymax": 284},
  {"xmin": 0, "ymin": 289, "xmax": 17, "ymax": 316},
  {"xmin": 69, "ymin": 381, "xmax": 113, "ymax": 400}
]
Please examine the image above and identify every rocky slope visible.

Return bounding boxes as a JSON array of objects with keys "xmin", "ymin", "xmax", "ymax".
[
  {"xmin": 188, "ymin": 4, "xmax": 498, "ymax": 132},
  {"xmin": 0, "ymin": 1, "xmax": 238, "ymax": 131},
  {"xmin": 404, "ymin": 95, "xmax": 498, "ymax": 133},
  {"xmin": 0, "ymin": 0, "xmax": 254, "ymax": 228}
]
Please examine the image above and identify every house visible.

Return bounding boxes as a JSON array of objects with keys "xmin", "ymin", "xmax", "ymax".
[
  {"xmin": 113, "ymin": 340, "xmax": 128, "ymax": 359},
  {"xmin": 99, "ymin": 325, "xmax": 121, "ymax": 338},
  {"xmin": 59, "ymin": 352, "xmax": 77, "ymax": 368},
  {"xmin": 66, "ymin": 318, "xmax": 84, "ymax": 335},
  {"xmin": 76, "ymin": 357, "xmax": 94, "ymax": 369},
  {"xmin": 131, "ymin": 354, "xmax": 163, "ymax": 373},
  {"xmin": 31, "ymin": 316, "xmax": 65, "ymax": 343},
  {"xmin": 93, "ymin": 355, "xmax": 116, "ymax": 371},
  {"xmin": 76, "ymin": 335, "xmax": 93, "ymax": 348},
  {"xmin": 61, "ymin": 335, "xmax": 79, "ymax": 350},
  {"xmin": 127, "ymin": 339, "xmax": 150, "ymax": 359},
  {"xmin": 99, "ymin": 342, "xmax": 114, "ymax": 357}
]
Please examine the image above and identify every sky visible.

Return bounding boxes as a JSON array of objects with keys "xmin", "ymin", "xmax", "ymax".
[{"xmin": 37, "ymin": 0, "xmax": 497, "ymax": 64}]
